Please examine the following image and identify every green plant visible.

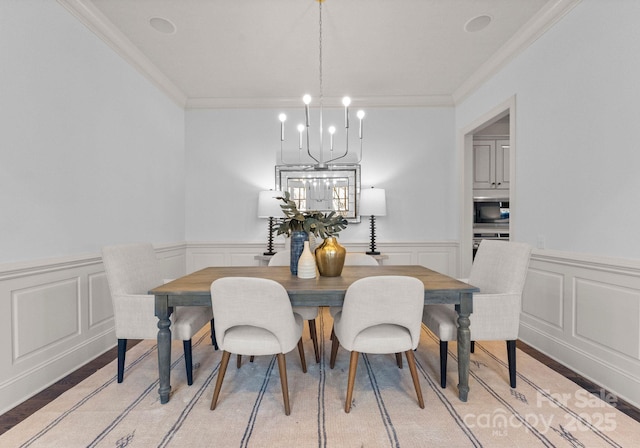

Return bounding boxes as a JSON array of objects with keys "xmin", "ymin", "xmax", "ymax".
[{"xmin": 275, "ymin": 191, "xmax": 348, "ymax": 238}]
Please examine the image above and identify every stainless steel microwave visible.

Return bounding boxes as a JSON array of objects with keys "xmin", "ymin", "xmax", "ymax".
[{"xmin": 473, "ymin": 198, "xmax": 509, "ymax": 224}]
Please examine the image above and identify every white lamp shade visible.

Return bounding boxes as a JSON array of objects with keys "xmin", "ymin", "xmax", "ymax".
[
  {"xmin": 258, "ymin": 190, "xmax": 283, "ymax": 218},
  {"xmin": 359, "ymin": 187, "xmax": 386, "ymax": 216}
]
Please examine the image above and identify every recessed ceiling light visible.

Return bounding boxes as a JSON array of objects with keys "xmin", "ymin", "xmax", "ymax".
[
  {"xmin": 464, "ymin": 15, "xmax": 492, "ymax": 33},
  {"xmin": 149, "ymin": 17, "xmax": 176, "ymax": 34}
]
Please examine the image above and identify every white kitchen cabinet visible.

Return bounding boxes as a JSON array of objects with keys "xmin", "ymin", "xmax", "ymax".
[{"xmin": 473, "ymin": 139, "xmax": 509, "ymax": 190}]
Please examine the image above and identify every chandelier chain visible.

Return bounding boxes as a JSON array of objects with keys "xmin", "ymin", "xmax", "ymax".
[{"xmin": 318, "ymin": 1, "xmax": 323, "ymax": 106}]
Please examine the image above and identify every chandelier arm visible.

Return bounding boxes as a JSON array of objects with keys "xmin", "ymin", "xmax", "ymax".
[
  {"xmin": 305, "ymin": 130, "xmax": 320, "ymax": 165},
  {"xmin": 276, "ymin": 0, "xmax": 364, "ymax": 169},
  {"xmin": 323, "ymin": 122, "xmax": 348, "ymax": 163},
  {"xmin": 323, "ymin": 127, "xmax": 355, "ymax": 165},
  {"xmin": 324, "ymin": 148, "xmax": 348, "ymax": 164}
]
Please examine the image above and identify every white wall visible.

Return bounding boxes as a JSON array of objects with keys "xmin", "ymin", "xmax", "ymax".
[
  {"xmin": 456, "ymin": 0, "xmax": 640, "ymax": 260},
  {"xmin": 185, "ymin": 107, "xmax": 457, "ymax": 245},
  {"xmin": 0, "ymin": 0, "xmax": 186, "ymax": 265},
  {"xmin": 0, "ymin": 0, "xmax": 187, "ymax": 414},
  {"xmin": 456, "ymin": 0, "xmax": 640, "ymax": 408}
]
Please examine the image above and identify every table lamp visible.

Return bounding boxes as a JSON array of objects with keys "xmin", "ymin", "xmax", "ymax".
[
  {"xmin": 359, "ymin": 187, "xmax": 386, "ymax": 255},
  {"xmin": 258, "ymin": 190, "xmax": 283, "ymax": 255}
]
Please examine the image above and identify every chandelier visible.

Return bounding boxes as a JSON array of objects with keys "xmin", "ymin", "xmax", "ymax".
[{"xmin": 278, "ymin": 0, "xmax": 365, "ymax": 170}]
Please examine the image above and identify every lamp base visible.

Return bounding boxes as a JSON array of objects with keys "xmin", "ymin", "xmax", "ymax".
[
  {"xmin": 263, "ymin": 217, "xmax": 277, "ymax": 256},
  {"xmin": 366, "ymin": 215, "xmax": 381, "ymax": 257}
]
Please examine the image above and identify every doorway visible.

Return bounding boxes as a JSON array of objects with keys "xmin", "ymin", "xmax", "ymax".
[{"xmin": 458, "ymin": 96, "xmax": 515, "ymax": 277}]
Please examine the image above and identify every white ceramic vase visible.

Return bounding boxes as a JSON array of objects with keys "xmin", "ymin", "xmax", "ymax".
[{"xmin": 297, "ymin": 241, "xmax": 317, "ymax": 279}]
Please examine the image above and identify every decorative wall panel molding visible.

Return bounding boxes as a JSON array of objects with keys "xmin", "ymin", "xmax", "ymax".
[
  {"xmin": 574, "ymin": 278, "xmax": 640, "ymax": 358},
  {"xmin": 12, "ymin": 277, "xmax": 81, "ymax": 361},
  {"xmin": 3, "ymin": 241, "xmax": 639, "ymax": 415},
  {"xmin": 88, "ymin": 271, "xmax": 112, "ymax": 329},
  {"xmin": 0, "ymin": 243, "xmax": 186, "ymax": 415},
  {"xmin": 185, "ymin": 241, "xmax": 460, "ymax": 276},
  {"xmin": 522, "ymin": 268, "xmax": 564, "ymax": 329},
  {"xmin": 521, "ymin": 249, "xmax": 640, "ymax": 409}
]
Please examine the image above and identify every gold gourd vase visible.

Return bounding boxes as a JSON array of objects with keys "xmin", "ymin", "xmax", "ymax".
[{"xmin": 315, "ymin": 236, "xmax": 346, "ymax": 277}]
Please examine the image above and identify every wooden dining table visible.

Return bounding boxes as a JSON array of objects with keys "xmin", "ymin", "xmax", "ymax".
[{"xmin": 149, "ymin": 265, "xmax": 478, "ymax": 404}]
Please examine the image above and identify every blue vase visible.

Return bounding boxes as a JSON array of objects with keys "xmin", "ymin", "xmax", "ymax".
[{"xmin": 290, "ymin": 231, "xmax": 308, "ymax": 275}]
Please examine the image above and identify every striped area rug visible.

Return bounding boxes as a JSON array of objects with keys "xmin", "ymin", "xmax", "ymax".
[{"xmin": 2, "ymin": 308, "xmax": 639, "ymax": 447}]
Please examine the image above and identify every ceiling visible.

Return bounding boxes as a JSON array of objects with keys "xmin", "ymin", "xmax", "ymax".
[{"xmin": 58, "ymin": 0, "xmax": 578, "ymax": 108}]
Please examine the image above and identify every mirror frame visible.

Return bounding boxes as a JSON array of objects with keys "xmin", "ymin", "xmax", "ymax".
[{"xmin": 275, "ymin": 164, "xmax": 361, "ymax": 222}]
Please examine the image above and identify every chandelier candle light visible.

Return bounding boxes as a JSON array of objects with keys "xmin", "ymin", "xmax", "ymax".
[
  {"xmin": 360, "ymin": 187, "xmax": 387, "ymax": 255},
  {"xmin": 257, "ymin": 190, "xmax": 283, "ymax": 255},
  {"xmin": 278, "ymin": 0, "xmax": 365, "ymax": 169}
]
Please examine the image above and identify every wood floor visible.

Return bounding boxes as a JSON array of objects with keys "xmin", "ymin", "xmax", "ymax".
[{"xmin": 1, "ymin": 340, "xmax": 638, "ymax": 436}]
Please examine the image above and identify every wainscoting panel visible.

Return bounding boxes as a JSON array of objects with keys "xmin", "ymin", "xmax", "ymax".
[
  {"xmin": 385, "ymin": 252, "xmax": 414, "ymax": 265},
  {"xmin": 185, "ymin": 241, "xmax": 459, "ymax": 276},
  {"xmin": 12, "ymin": 277, "xmax": 80, "ymax": 361},
  {"xmin": 88, "ymin": 271, "xmax": 112, "ymax": 329},
  {"xmin": 187, "ymin": 243, "xmax": 272, "ymax": 272},
  {"xmin": 0, "ymin": 243, "xmax": 187, "ymax": 415},
  {"xmin": 4, "ymin": 242, "xmax": 640, "ymax": 416},
  {"xmin": 574, "ymin": 277, "xmax": 640, "ymax": 358},
  {"xmin": 522, "ymin": 267, "xmax": 564, "ymax": 329},
  {"xmin": 520, "ymin": 250, "xmax": 640, "ymax": 409},
  {"xmin": 157, "ymin": 247, "xmax": 187, "ymax": 280}
]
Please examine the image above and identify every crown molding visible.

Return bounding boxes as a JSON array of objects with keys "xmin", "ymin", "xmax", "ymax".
[
  {"xmin": 452, "ymin": 0, "xmax": 582, "ymax": 105},
  {"xmin": 186, "ymin": 94, "xmax": 454, "ymax": 109},
  {"xmin": 57, "ymin": 0, "xmax": 577, "ymax": 110},
  {"xmin": 56, "ymin": 0, "xmax": 188, "ymax": 108},
  {"xmin": 57, "ymin": 0, "xmax": 452, "ymax": 110}
]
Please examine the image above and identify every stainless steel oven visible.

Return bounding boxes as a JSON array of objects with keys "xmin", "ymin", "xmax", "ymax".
[{"xmin": 473, "ymin": 197, "xmax": 510, "ymax": 258}]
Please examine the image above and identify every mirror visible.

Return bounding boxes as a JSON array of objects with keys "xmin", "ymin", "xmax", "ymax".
[{"xmin": 275, "ymin": 165, "xmax": 361, "ymax": 222}]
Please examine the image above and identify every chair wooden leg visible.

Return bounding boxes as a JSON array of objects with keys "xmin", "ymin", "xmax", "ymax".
[
  {"xmin": 439, "ymin": 340, "xmax": 448, "ymax": 388},
  {"xmin": 276, "ymin": 353, "xmax": 291, "ymax": 416},
  {"xmin": 236, "ymin": 354, "xmax": 254, "ymax": 369},
  {"xmin": 211, "ymin": 351, "xmax": 231, "ymax": 410},
  {"xmin": 210, "ymin": 319, "xmax": 218, "ymax": 350},
  {"xmin": 308, "ymin": 319, "xmax": 320, "ymax": 363},
  {"xmin": 345, "ymin": 351, "xmax": 360, "ymax": 413},
  {"xmin": 507, "ymin": 340, "xmax": 517, "ymax": 388},
  {"xmin": 405, "ymin": 350, "xmax": 425, "ymax": 409},
  {"xmin": 297, "ymin": 338, "xmax": 307, "ymax": 373},
  {"xmin": 117, "ymin": 339, "xmax": 127, "ymax": 383},
  {"xmin": 470, "ymin": 340, "xmax": 475, "ymax": 353},
  {"xmin": 183, "ymin": 340, "xmax": 194, "ymax": 386},
  {"xmin": 395, "ymin": 353, "xmax": 403, "ymax": 369},
  {"xmin": 329, "ymin": 328, "xmax": 340, "ymax": 369}
]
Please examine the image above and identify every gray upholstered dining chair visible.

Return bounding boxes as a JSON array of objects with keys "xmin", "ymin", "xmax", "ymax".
[
  {"xmin": 329, "ymin": 276, "xmax": 425, "ymax": 413},
  {"xmin": 209, "ymin": 277, "xmax": 307, "ymax": 415},
  {"xmin": 328, "ymin": 252, "xmax": 379, "ymax": 317},
  {"xmin": 102, "ymin": 243, "xmax": 213, "ymax": 385},
  {"xmin": 422, "ymin": 239, "xmax": 531, "ymax": 389},
  {"xmin": 268, "ymin": 250, "xmax": 321, "ymax": 363},
  {"xmin": 270, "ymin": 250, "xmax": 379, "ymax": 364},
  {"xmin": 344, "ymin": 252, "xmax": 380, "ymax": 266}
]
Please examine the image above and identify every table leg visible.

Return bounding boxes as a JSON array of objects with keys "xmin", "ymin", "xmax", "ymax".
[
  {"xmin": 155, "ymin": 295, "xmax": 172, "ymax": 404},
  {"xmin": 456, "ymin": 292, "xmax": 473, "ymax": 402}
]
